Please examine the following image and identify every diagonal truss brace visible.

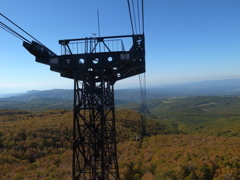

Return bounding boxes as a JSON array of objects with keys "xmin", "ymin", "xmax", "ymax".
[{"xmin": 73, "ymin": 69, "xmax": 119, "ymax": 180}]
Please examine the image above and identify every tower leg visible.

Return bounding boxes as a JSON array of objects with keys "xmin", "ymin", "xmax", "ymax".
[{"xmin": 72, "ymin": 71, "xmax": 119, "ymax": 180}]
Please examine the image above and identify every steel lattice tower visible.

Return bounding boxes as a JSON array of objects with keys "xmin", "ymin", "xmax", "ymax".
[
  {"xmin": 23, "ymin": 34, "xmax": 145, "ymax": 179},
  {"xmin": 72, "ymin": 71, "xmax": 119, "ymax": 179}
]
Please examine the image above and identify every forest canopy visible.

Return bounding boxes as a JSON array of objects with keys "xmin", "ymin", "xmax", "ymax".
[{"xmin": 0, "ymin": 96, "xmax": 240, "ymax": 179}]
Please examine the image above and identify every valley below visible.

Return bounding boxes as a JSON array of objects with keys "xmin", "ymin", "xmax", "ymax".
[{"xmin": 0, "ymin": 94, "xmax": 240, "ymax": 179}]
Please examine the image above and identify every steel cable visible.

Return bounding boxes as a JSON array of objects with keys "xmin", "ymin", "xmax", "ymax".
[
  {"xmin": 0, "ymin": 13, "xmax": 44, "ymax": 45},
  {"xmin": 131, "ymin": 0, "xmax": 138, "ymax": 34},
  {"xmin": 127, "ymin": 0, "xmax": 144, "ymax": 34},
  {"xmin": 137, "ymin": 0, "xmax": 141, "ymax": 34},
  {"xmin": 0, "ymin": 21, "xmax": 31, "ymax": 43},
  {"xmin": 139, "ymin": 72, "xmax": 147, "ymax": 144},
  {"xmin": 127, "ymin": 0, "xmax": 135, "ymax": 34},
  {"xmin": 142, "ymin": 0, "xmax": 145, "ymax": 33}
]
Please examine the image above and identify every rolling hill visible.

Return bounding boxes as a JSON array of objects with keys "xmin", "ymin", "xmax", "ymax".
[
  {"xmin": 0, "ymin": 108, "xmax": 240, "ymax": 179},
  {"xmin": 1, "ymin": 79, "xmax": 240, "ymax": 110},
  {"xmin": 1, "ymin": 79, "xmax": 240, "ymax": 99},
  {"xmin": 1, "ymin": 79, "xmax": 240, "ymax": 179},
  {"xmin": 145, "ymin": 96, "xmax": 240, "ymax": 136}
]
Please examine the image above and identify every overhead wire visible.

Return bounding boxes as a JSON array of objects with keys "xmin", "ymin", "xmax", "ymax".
[
  {"xmin": 131, "ymin": 0, "xmax": 138, "ymax": 34},
  {"xmin": 0, "ymin": 21, "xmax": 31, "ymax": 43},
  {"xmin": 142, "ymin": 0, "xmax": 145, "ymax": 34},
  {"xmin": 127, "ymin": 0, "xmax": 135, "ymax": 34},
  {"xmin": 137, "ymin": 0, "xmax": 141, "ymax": 34},
  {"xmin": 139, "ymin": 73, "xmax": 147, "ymax": 138},
  {"xmin": 127, "ymin": 0, "xmax": 147, "ymax": 140},
  {"xmin": 0, "ymin": 13, "xmax": 44, "ymax": 46},
  {"xmin": 139, "ymin": 0, "xmax": 147, "ymax": 140},
  {"xmin": 127, "ymin": 0, "xmax": 145, "ymax": 35}
]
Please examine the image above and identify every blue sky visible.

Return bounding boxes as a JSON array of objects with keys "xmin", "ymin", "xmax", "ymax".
[{"xmin": 0, "ymin": 0, "xmax": 240, "ymax": 94}]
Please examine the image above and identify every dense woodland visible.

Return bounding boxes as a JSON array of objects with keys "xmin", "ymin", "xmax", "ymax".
[{"xmin": 0, "ymin": 96, "xmax": 240, "ymax": 179}]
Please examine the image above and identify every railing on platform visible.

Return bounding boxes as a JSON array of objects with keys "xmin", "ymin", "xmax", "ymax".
[{"xmin": 60, "ymin": 37, "xmax": 126, "ymax": 55}]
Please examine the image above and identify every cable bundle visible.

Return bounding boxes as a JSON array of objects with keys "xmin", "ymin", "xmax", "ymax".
[
  {"xmin": 0, "ymin": 13, "xmax": 44, "ymax": 45},
  {"xmin": 127, "ymin": 0, "xmax": 145, "ymax": 35}
]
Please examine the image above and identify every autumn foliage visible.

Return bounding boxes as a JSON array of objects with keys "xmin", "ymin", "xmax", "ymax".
[{"xmin": 0, "ymin": 105, "xmax": 240, "ymax": 179}]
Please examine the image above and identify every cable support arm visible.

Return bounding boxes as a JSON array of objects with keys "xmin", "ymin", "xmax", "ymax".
[{"xmin": 23, "ymin": 41, "xmax": 56, "ymax": 59}]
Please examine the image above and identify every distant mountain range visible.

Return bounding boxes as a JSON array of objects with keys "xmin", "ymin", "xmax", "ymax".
[
  {"xmin": 0, "ymin": 89, "xmax": 73, "ymax": 101},
  {"xmin": 148, "ymin": 79, "xmax": 240, "ymax": 97},
  {"xmin": 1, "ymin": 79, "xmax": 240, "ymax": 110}
]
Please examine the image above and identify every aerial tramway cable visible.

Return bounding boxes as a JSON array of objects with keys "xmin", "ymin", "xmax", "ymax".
[
  {"xmin": 0, "ymin": 13, "xmax": 44, "ymax": 46},
  {"xmin": 127, "ymin": 0, "xmax": 145, "ymax": 34},
  {"xmin": 127, "ymin": 0, "xmax": 135, "ymax": 34},
  {"xmin": 135, "ymin": 0, "xmax": 147, "ymax": 134},
  {"xmin": 137, "ymin": 0, "xmax": 141, "ymax": 34},
  {"xmin": 127, "ymin": 0, "xmax": 147, "ymax": 139},
  {"xmin": 141, "ymin": 0, "xmax": 145, "ymax": 34},
  {"xmin": 131, "ymin": 0, "xmax": 138, "ymax": 34},
  {"xmin": 0, "ymin": 21, "xmax": 31, "ymax": 43}
]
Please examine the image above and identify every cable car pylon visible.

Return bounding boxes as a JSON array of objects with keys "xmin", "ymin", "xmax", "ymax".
[
  {"xmin": 1, "ymin": 1, "xmax": 146, "ymax": 179},
  {"xmin": 23, "ymin": 34, "xmax": 145, "ymax": 179}
]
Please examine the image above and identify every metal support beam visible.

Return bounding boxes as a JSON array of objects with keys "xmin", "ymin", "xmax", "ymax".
[{"xmin": 73, "ymin": 70, "xmax": 119, "ymax": 180}]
